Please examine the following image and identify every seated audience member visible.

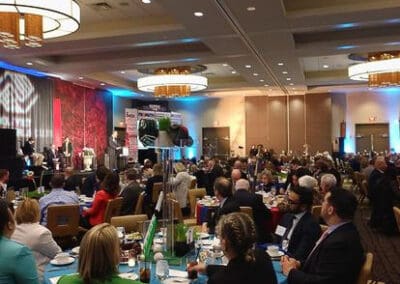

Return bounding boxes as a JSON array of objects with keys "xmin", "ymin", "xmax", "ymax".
[
  {"xmin": 0, "ymin": 199, "xmax": 39, "ymax": 283},
  {"xmin": 39, "ymin": 174, "xmax": 79, "ymax": 226},
  {"xmin": 81, "ymin": 165, "xmax": 110, "ymax": 197},
  {"xmin": 319, "ymin": 174, "xmax": 337, "ymax": 196},
  {"xmin": 233, "ymin": 179, "xmax": 272, "ymax": 242},
  {"xmin": 277, "ymin": 186, "xmax": 321, "ymax": 263},
  {"xmin": 82, "ymin": 173, "xmax": 120, "ymax": 228},
  {"xmin": 142, "ymin": 159, "xmax": 153, "ymax": 179},
  {"xmin": 204, "ymin": 177, "xmax": 240, "ymax": 234},
  {"xmin": 231, "ymin": 169, "xmax": 242, "ymax": 191},
  {"xmin": 281, "ymin": 188, "xmax": 364, "ymax": 284},
  {"xmin": 368, "ymin": 156, "xmax": 387, "ymax": 228},
  {"xmin": 257, "ymin": 171, "xmax": 275, "ymax": 193},
  {"xmin": 191, "ymin": 212, "xmax": 277, "ymax": 284},
  {"xmin": 298, "ymin": 175, "xmax": 320, "ymax": 205},
  {"xmin": 119, "ymin": 169, "xmax": 142, "ymax": 216},
  {"xmin": 170, "ymin": 162, "xmax": 192, "ymax": 216},
  {"xmin": 12, "ymin": 198, "xmax": 61, "ymax": 280},
  {"xmin": 190, "ymin": 164, "xmax": 207, "ymax": 188},
  {"xmin": 63, "ymin": 167, "xmax": 82, "ymax": 192},
  {"xmin": 58, "ymin": 223, "xmax": 140, "ymax": 284},
  {"xmin": 0, "ymin": 169, "xmax": 10, "ymax": 198},
  {"xmin": 144, "ymin": 163, "xmax": 163, "ymax": 204}
]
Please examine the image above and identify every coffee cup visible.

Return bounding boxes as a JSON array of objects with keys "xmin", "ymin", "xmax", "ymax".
[
  {"xmin": 55, "ymin": 252, "xmax": 70, "ymax": 263},
  {"xmin": 267, "ymin": 245, "xmax": 279, "ymax": 255}
]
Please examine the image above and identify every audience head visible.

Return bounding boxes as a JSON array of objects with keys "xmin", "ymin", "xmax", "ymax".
[
  {"xmin": 96, "ymin": 166, "xmax": 111, "ymax": 183},
  {"xmin": 260, "ymin": 171, "xmax": 272, "ymax": 184},
  {"xmin": 0, "ymin": 169, "xmax": 10, "ymax": 183},
  {"xmin": 298, "ymin": 175, "xmax": 318, "ymax": 190},
  {"xmin": 375, "ymin": 156, "xmax": 387, "ymax": 171},
  {"xmin": 15, "ymin": 198, "xmax": 40, "ymax": 224},
  {"xmin": 321, "ymin": 187, "xmax": 358, "ymax": 225},
  {"xmin": 50, "ymin": 174, "xmax": 65, "ymax": 189},
  {"xmin": 101, "ymin": 173, "xmax": 120, "ymax": 195},
  {"xmin": 0, "ymin": 199, "xmax": 16, "ymax": 238},
  {"xmin": 174, "ymin": 162, "xmax": 186, "ymax": 173},
  {"xmin": 214, "ymin": 177, "xmax": 232, "ymax": 200},
  {"xmin": 78, "ymin": 223, "xmax": 120, "ymax": 283},
  {"xmin": 233, "ymin": 160, "xmax": 242, "ymax": 169},
  {"xmin": 125, "ymin": 168, "xmax": 140, "ymax": 181},
  {"xmin": 64, "ymin": 167, "xmax": 74, "ymax": 177},
  {"xmin": 143, "ymin": 159, "xmax": 152, "ymax": 169},
  {"xmin": 64, "ymin": 136, "xmax": 70, "ymax": 142},
  {"xmin": 216, "ymin": 212, "xmax": 256, "ymax": 261},
  {"xmin": 152, "ymin": 163, "xmax": 163, "ymax": 176},
  {"xmin": 320, "ymin": 174, "xmax": 337, "ymax": 194},
  {"xmin": 288, "ymin": 186, "xmax": 313, "ymax": 213},
  {"xmin": 112, "ymin": 131, "xmax": 118, "ymax": 138},
  {"xmin": 231, "ymin": 169, "xmax": 241, "ymax": 182},
  {"xmin": 235, "ymin": 179, "xmax": 250, "ymax": 191}
]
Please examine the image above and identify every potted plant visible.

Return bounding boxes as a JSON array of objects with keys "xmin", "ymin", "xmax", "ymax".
[
  {"xmin": 174, "ymin": 223, "xmax": 190, "ymax": 257},
  {"xmin": 156, "ymin": 117, "xmax": 173, "ymax": 147}
]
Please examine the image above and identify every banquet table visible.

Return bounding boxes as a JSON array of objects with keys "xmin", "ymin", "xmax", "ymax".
[{"xmin": 196, "ymin": 202, "xmax": 219, "ymax": 225}]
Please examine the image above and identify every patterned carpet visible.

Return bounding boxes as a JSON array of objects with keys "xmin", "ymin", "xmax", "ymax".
[{"xmin": 354, "ymin": 206, "xmax": 400, "ymax": 284}]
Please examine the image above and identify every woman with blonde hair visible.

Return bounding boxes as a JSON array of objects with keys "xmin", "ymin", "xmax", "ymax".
[
  {"xmin": 12, "ymin": 198, "xmax": 61, "ymax": 281},
  {"xmin": 190, "ymin": 212, "xmax": 277, "ymax": 284},
  {"xmin": 170, "ymin": 162, "xmax": 192, "ymax": 216},
  {"xmin": 58, "ymin": 223, "xmax": 140, "ymax": 284}
]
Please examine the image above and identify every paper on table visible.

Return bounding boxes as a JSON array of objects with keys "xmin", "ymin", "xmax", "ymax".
[
  {"xmin": 169, "ymin": 269, "xmax": 188, "ymax": 278},
  {"xmin": 49, "ymin": 276, "xmax": 61, "ymax": 284}
]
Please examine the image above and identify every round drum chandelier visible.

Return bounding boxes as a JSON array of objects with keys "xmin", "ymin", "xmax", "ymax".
[
  {"xmin": 137, "ymin": 66, "xmax": 208, "ymax": 97},
  {"xmin": 348, "ymin": 51, "xmax": 400, "ymax": 87},
  {"xmin": 0, "ymin": 0, "xmax": 80, "ymax": 49}
]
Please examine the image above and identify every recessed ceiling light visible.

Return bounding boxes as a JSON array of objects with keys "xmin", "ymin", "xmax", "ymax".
[
  {"xmin": 26, "ymin": 62, "xmax": 33, "ymax": 66},
  {"xmin": 232, "ymin": 70, "xmax": 237, "ymax": 74},
  {"xmin": 247, "ymin": 6, "xmax": 256, "ymax": 11},
  {"xmin": 278, "ymin": 62, "xmax": 284, "ymax": 66},
  {"xmin": 78, "ymin": 76, "xmax": 84, "ymax": 80},
  {"xmin": 141, "ymin": 94, "xmax": 145, "ymax": 97},
  {"xmin": 120, "ymin": 71, "xmax": 125, "ymax": 74},
  {"xmin": 323, "ymin": 64, "xmax": 329, "ymax": 68},
  {"xmin": 245, "ymin": 65, "xmax": 252, "ymax": 68},
  {"xmin": 292, "ymin": 87, "xmax": 295, "ymax": 90},
  {"xmin": 100, "ymin": 83, "xmax": 105, "ymax": 86},
  {"xmin": 194, "ymin": 11, "xmax": 204, "ymax": 17},
  {"xmin": 259, "ymin": 79, "xmax": 264, "ymax": 82},
  {"xmin": 253, "ymin": 73, "xmax": 258, "ymax": 76},
  {"xmin": 289, "ymin": 83, "xmax": 294, "ymax": 86},
  {"xmin": 142, "ymin": 0, "xmax": 151, "ymax": 3},
  {"xmin": 286, "ymin": 78, "xmax": 291, "ymax": 81},
  {"xmin": 264, "ymin": 84, "xmax": 269, "ymax": 87},
  {"xmin": 222, "ymin": 63, "xmax": 228, "ymax": 67},
  {"xmin": 282, "ymin": 71, "xmax": 288, "ymax": 74}
]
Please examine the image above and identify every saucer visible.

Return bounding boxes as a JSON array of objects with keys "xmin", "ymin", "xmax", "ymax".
[
  {"xmin": 266, "ymin": 250, "xmax": 284, "ymax": 258},
  {"xmin": 50, "ymin": 256, "xmax": 75, "ymax": 266}
]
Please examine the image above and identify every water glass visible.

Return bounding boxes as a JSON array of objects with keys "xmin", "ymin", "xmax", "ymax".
[{"xmin": 156, "ymin": 259, "xmax": 169, "ymax": 281}]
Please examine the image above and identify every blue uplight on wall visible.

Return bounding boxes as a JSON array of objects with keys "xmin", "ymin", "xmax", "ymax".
[
  {"xmin": 108, "ymin": 88, "xmax": 140, "ymax": 97},
  {"xmin": 337, "ymin": 45, "xmax": 358, "ymax": 50},
  {"xmin": 336, "ymin": 22, "xmax": 358, "ymax": 29},
  {"xmin": 344, "ymin": 137, "xmax": 355, "ymax": 154},
  {"xmin": 0, "ymin": 61, "xmax": 48, "ymax": 77}
]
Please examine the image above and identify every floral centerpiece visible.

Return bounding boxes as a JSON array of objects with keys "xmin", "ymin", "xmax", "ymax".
[{"xmin": 82, "ymin": 147, "xmax": 95, "ymax": 171}]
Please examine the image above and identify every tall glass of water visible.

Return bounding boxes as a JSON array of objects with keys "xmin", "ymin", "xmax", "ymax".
[{"xmin": 156, "ymin": 259, "xmax": 169, "ymax": 282}]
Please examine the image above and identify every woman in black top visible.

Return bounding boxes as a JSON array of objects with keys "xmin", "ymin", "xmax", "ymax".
[{"xmin": 190, "ymin": 212, "xmax": 277, "ymax": 284}]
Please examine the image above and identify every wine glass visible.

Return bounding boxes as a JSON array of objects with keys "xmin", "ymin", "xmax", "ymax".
[{"xmin": 156, "ymin": 260, "xmax": 169, "ymax": 282}]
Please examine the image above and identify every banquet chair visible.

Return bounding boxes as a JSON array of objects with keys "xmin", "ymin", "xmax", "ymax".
[
  {"xmin": 111, "ymin": 214, "xmax": 148, "ymax": 233},
  {"xmin": 167, "ymin": 193, "xmax": 197, "ymax": 227},
  {"xmin": 356, "ymin": 252, "xmax": 374, "ymax": 284},
  {"xmin": 134, "ymin": 191, "xmax": 145, "ymax": 215},
  {"xmin": 189, "ymin": 178, "xmax": 197, "ymax": 189},
  {"xmin": 104, "ymin": 197, "xmax": 123, "ymax": 223},
  {"xmin": 188, "ymin": 188, "xmax": 207, "ymax": 217},
  {"xmin": 47, "ymin": 204, "xmax": 80, "ymax": 249},
  {"xmin": 6, "ymin": 187, "xmax": 15, "ymax": 203},
  {"xmin": 152, "ymin": 182, "xmax": 163, "ymax": 204},
  {"xmin": 240, "ymin": 206, "xmax": 253, "ymax": 219},
  {"xmin": 311, "ymin": 205, "xmax": 322, "ymax": 221},
  {"xmin": 393, "ymin": 206, "xmax": 400, "ymax": 232}
]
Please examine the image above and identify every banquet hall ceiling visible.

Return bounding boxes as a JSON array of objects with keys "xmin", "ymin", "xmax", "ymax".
[{"xmin": 2, "ymin": 0, "xmax": 400, "ymax": 98}]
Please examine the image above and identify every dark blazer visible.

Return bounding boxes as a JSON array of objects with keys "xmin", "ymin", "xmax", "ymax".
[
  {"xmin": 119, "ymin": 181, "xmax": 142, "ymax": 215},
  {"xmin": 233, "ymin": 189, "xmax": 272, "ymax": 242},
  {"xmin": 207, "ymin": 196, "xmax": 240, "ymax": 234},
  {"xmin": 207, "ymin": 249, "xmax": 277, "ymax": 284},
  {"xmin": 367, "ymin": 169, "xmax": 384, "ymax": 201},
  {"xmin": 207, "ymin": 164, "xmax": 224, "ymax": 195},
  {"xmin": 64, "ymin": 175, "xmax": 82, "ymax": 192},
  {"xmin": 144, "ymin": 175, "xmax": 163, "ymax": 204},
  {"xmin": 278, "ymin": 212, "xmax": 321, "ymax": 263},
  {"xmin": 288, "ymin": 222, "xmax": 364, "ymax": 284}
]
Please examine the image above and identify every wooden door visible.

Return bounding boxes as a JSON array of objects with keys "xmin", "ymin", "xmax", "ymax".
[
  {"xmin": 202, "ymin": 127, "xmax": 230, "ymax": 159},
  {"xmin": 355, "ymin": 123, "xmax": 389, "ymax": 154}
]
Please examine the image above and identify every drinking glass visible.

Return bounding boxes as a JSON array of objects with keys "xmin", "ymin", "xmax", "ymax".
[{"xmin": 156, "ymin": 259, "xmax": 169, "ymax": 282}]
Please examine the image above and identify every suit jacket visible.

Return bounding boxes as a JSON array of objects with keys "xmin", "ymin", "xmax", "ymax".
[
  {"xmin": 207, "ymin": 249, "xmax": 277, "ymax": 284},
  {"xmin": 207, "ymin": 196, "xmax": 240, "ymax": 234},
  {"xmin": 207, "ymin": 164, "xmax": 224, "ymax": 195},
  {"xmin": 288, "ymin": 222, "xmax": 364, "ymax": 284},
  {"xmin": 119, "ymin": 181, "xmax": 142, "ymax": 215},
  {"xmin": 278, "ymin": 212, "xmax": 321, "ymax": 263},
  {"xmin": 233, "ymin": 189, "xmax": 272, "ymax": 242},
  {"xmin": 62, "ymin": 141, "xmax": 73, "ymax": 157},
  {"xmin": 368, "ymin": 169, "xmax": 384, "ymax": 201}
]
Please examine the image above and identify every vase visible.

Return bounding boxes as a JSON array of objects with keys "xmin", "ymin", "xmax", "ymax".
[
  {"xmin": 83, "ymin": 155, "xmax": 93, "ymax": 171},
  {"xmin": 156, "ymin": 130, "xmax": 172, "ymax": 147}
]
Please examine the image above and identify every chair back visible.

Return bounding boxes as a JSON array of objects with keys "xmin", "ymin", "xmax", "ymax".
[
  {"xmin": 134, "ymin": 191, "xmax": 145, "ymax": 215},
  {"xmin": 311, "ymin": 205, "xmax": 322, "ymax": 221},
  {"xmin": 6, "ymin": 187, "xmax": 16, "ymax": 203},
  {"xmin": 189, "ymin": 178, "xmax": 197, "ymax": 189},
  {"xmin": 393, "ymin": 206, "xmax": 400, "ymax": 232},
  {"xmin": 188, "ymin": 188, "xmax": 207, "ymax": 217},
  {"xmin": 47, "ymin": 204, "xmax": 80, "ymax": 238},
  {"xmin": 356, "ymin": 252, "xmax": 374, "ymax": 284},
  {"xmin": 111, "ymin": 214, "xmax": 148, "ymax": 233},
  {"xmin": 104, "ymin": 197, "xmax": 123, "ymax": 223},
  {"xmin": 152, "ymin": 182, "xmax": 163, "ymax": 204},
  {"xmin": 166, "ymin": 192, "xmax": 183, "ymax": 222},
  {"xmin": 240, "ymin": 206, "xmax": 253, "ymax": 218}
]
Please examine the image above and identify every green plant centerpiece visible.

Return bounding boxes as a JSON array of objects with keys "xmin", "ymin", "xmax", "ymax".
[
  {"xmin": 157, "ymin": 117, "xmax": 173, "ymax": 147},
  {"xmin": 174, "ymin": 223, "xmax": 190, "ymax": 257},
  {"xmin": 158, "ymin": 117, "xmax": 171, "ymax": 131}
]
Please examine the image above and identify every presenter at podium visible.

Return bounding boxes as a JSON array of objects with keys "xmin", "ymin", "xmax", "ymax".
[{"xmin": 108, "ymin": 131, "xmax": 121, "ymax": 170}]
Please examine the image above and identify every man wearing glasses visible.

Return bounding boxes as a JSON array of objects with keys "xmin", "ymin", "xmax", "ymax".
[{"xmin": 275, "ymin": 186, "xmax": 321, "ymax": 263}]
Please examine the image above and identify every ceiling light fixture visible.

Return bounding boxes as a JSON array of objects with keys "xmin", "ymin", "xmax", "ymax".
[
  {"xmin": 286, "ymin": 78, "xmax": 291, "ymax": 81},
  {"xmin": 282, "ymin": 71, "xmax": 288, "ymax": 74},
  {"xmin": 100, "ymin": 83, "xmax": 105, "ymax": 86},
  {"xmin": 120, "ymin": 71, "xmax": 126, "ymax": 74},
  {"xmin": 323, "ymin": 64, "xmax": 329, "ymax": 68},
  {"xmin": 137, "ymin": 66, "xmax": 208, "ymax": 98},
  {"xmin": 0, "ymin": 1, "xmax": 80, "ymax": 49},
  {"xmin": 289, "ymin": 83, "xmax": 294, "ymax": 86},
  {"xmin": 231, "ymin": 70, "xmax": 237, "ymax": 74},
  {"xmin": 247, "ymin": 7, "xmax": 256, "ymax": 11},
  {"xmin": 78, "ymin": 76, "xmax": 83, "ymax": 80},
  {"xmin": 278, "ymin": 62, "xmax": 284, "ymax": 66},
  {"xmin": 264, "ymin": 84, "xmax": 269, "ymax": 87},
  {"xmin": 142, "ymin": 0, "xmax": 151, "ymax": 3},
  {"xmin": 26, "ymin": 62, "xmax": 33, "ymax": 66},
  {"xmin": 245, "ymin": 65, "xmax": 251, "ymax": 68},
  {"xmin": 253, "ymin": 73, "xmax": 258, "ymax": 76},
  {"xmin": 259, "ymin": 79, "xmax": 264, "ymax": 82},
  {"xmin": 194, "ymin": 12, "xmax": 204, "ymax": 17},
  {"xmin": 222, "ymin": 63, "xmax": 228, "ymax": 67},
  {"xmin": 348, "ymin": 51, "xmax": 400, "ymax": 87}
]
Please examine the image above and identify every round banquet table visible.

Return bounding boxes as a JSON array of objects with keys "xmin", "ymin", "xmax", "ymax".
[
  {"xmin": 196, "ymin": 203, "xmax": 219, "ymax": 225},
  {"xmin": 268, "ymin": 206, "xmax": 284, "ymax": 232}
]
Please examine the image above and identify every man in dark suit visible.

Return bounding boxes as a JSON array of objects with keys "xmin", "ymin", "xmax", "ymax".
[
  {"xmin": 276, "ymin": 186, "xmax": 321, "ymax": 263},
  {"xmin": 281, "ymin": 188, "xmax": 364, "ymax": 284},
  {"xmin": 206, "ymin": 159, "xmax": 224, "ymax": 196},
  {"xmin": 119, "ymin": 168, "xmax": 142, "ymax": 215},
  {"xmin": 204, "ymin": 177, "xmax": 240, "ymax": 234},
  {"xmin": 108, "ymin": 131, "xmax": 121, "ymax": 170},
  {"xmin": 233, "ymin": 179, "xmax": 272, "ymax": 242},
  {"xmin": 367, "ymin": 156, "xmax": 387, "ymax": 227},
  {"xmin": 62, "ymin": 136, "xmax": 73, "ymax": 167}
]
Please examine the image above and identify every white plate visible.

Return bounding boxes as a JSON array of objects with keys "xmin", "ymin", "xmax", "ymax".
[
  {"xmin": 163, "ymin": 277, "xmax": 190, "ymax": 284},
  {"xmin": 199, "ymin": 233, "xmax": 210, "ymax": 239},
  {"xmin": 119, "ymin": 272, "xmax": 138, "ymax": 280},
  {"xmin": 266, "ymin": 250, "xmax": 284, "ymax": 258},
  {"xmin": 71, "ymin": 246, "xmax": 80, "ymax": 255},
  {"xmin": 50, "ymin": 256, "xmax": 75, "ymax": 266},
  {"xmin": 201, "ymin": 240, "xmax": 213, "ymax": 246}
]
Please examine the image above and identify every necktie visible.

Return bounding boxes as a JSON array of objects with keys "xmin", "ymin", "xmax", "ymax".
[
  {"xmin": 282, "ymin": 215, "xmax": 296, "ymax": 241},
  {"xmin": 305, "ymin": 230, "xmax": 330, "ymax": 263}
]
